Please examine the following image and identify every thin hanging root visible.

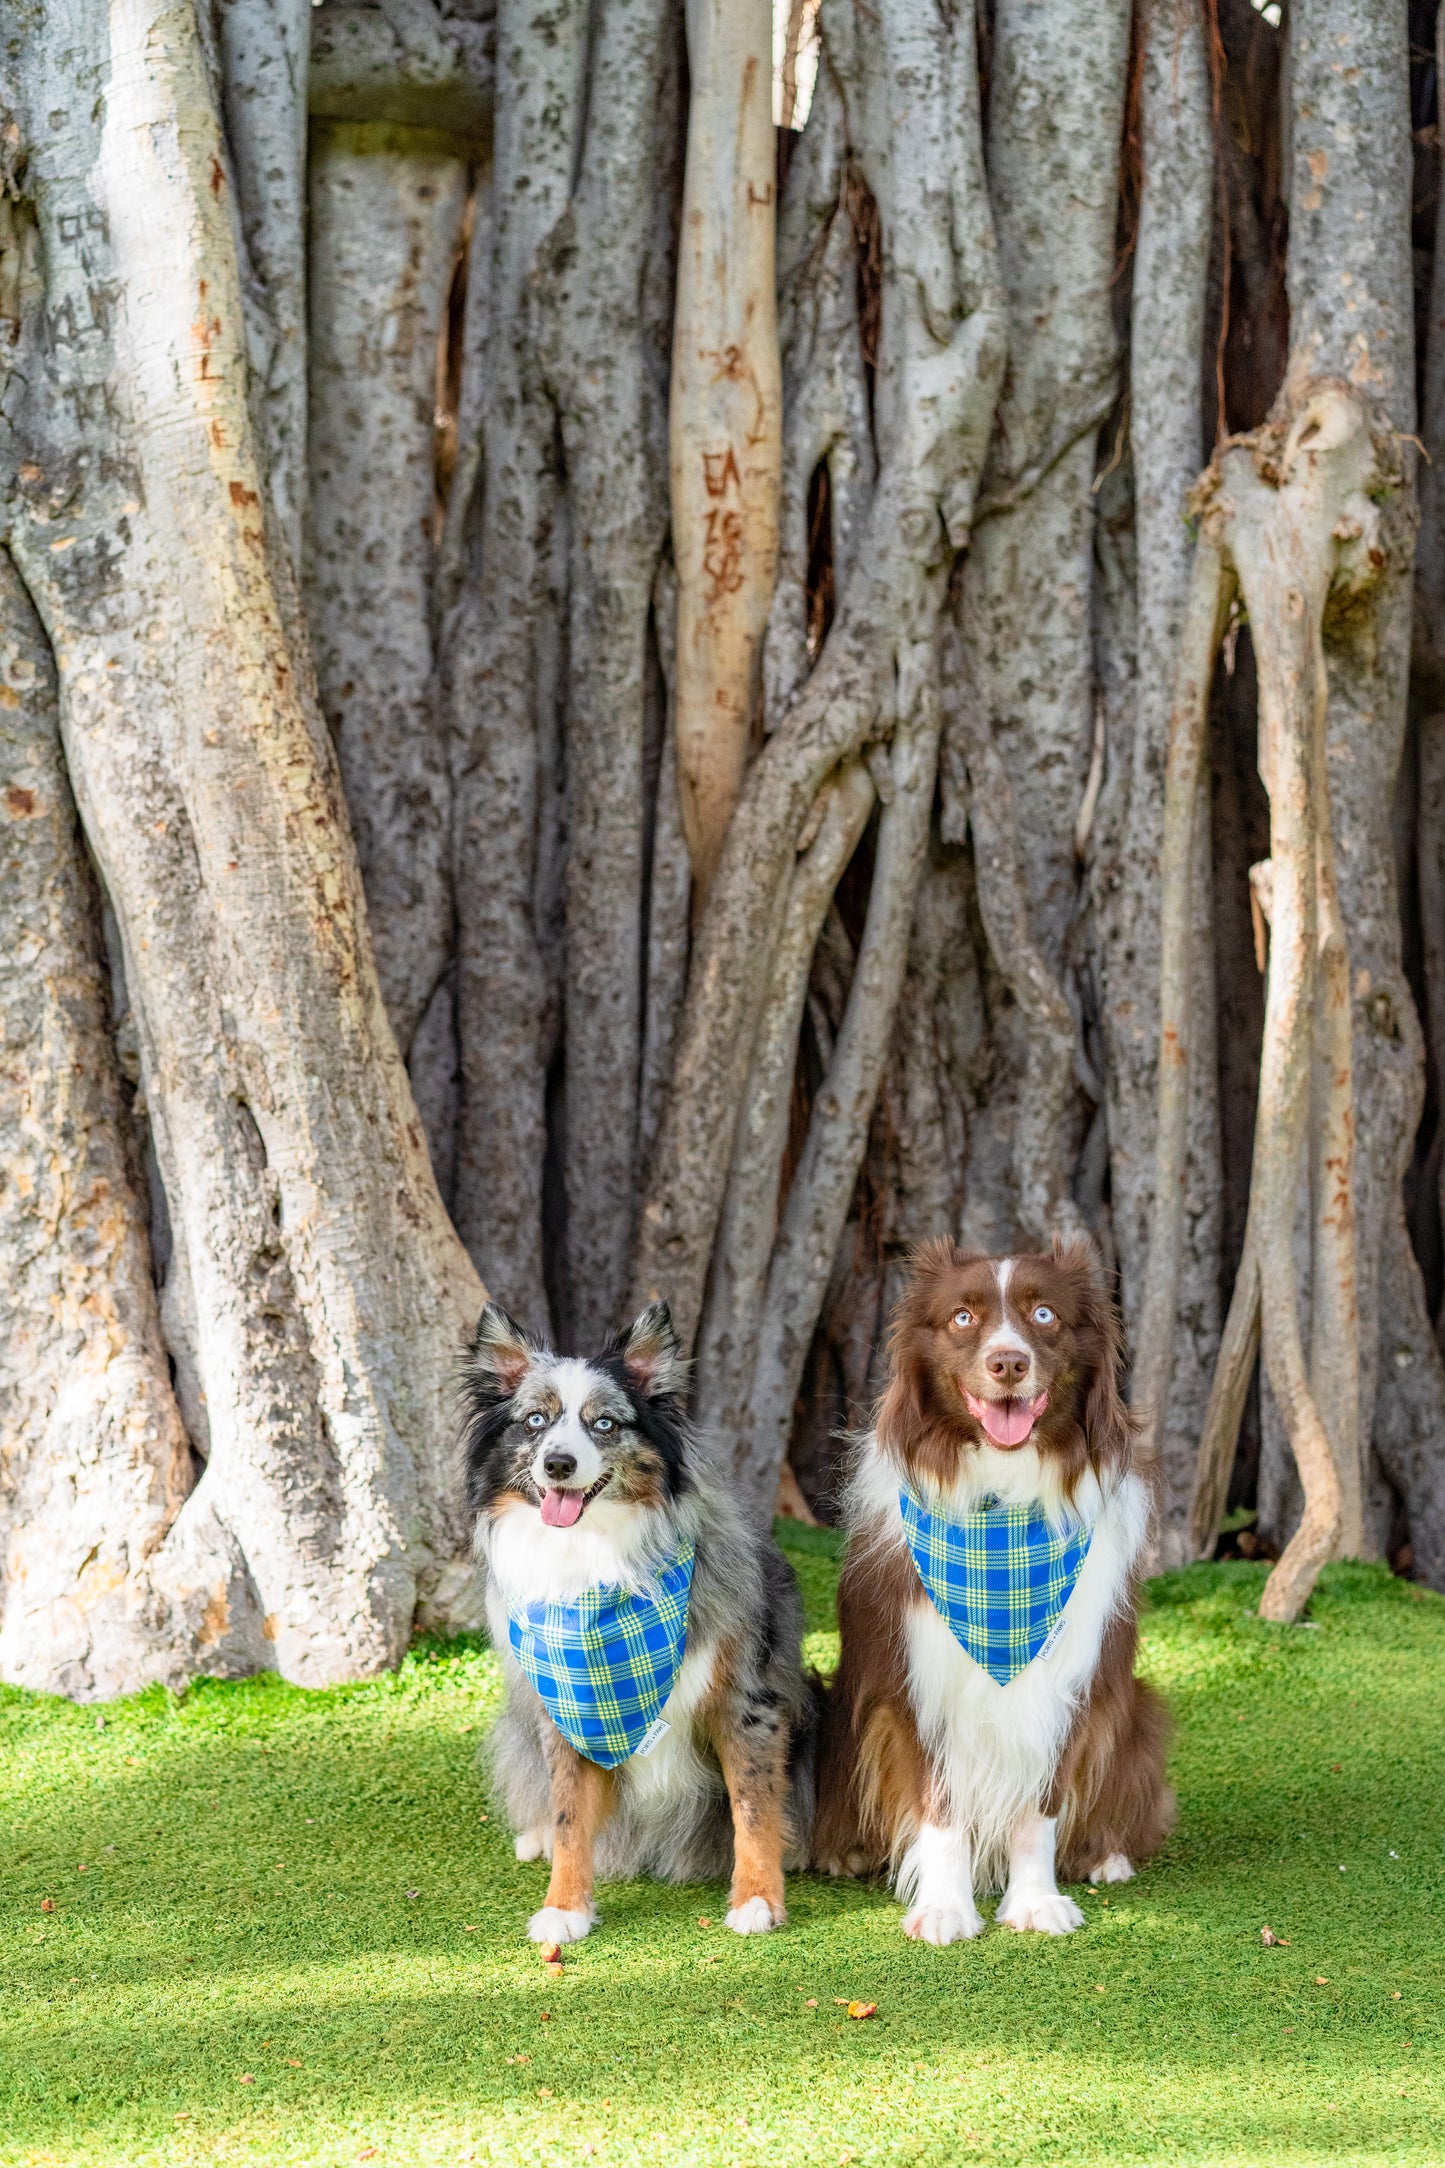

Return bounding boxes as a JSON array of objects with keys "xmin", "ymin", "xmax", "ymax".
[
  {"xmin": 693, "ymin": 758, "xmax": 875, "ymax": 1445},
  {"xmin": 739, "ymin": 696, "xmax": 943, "ymax": 1512},
  {"xmin": 1307, "ymin": 704, "xmax": 1361, "ymax": 1553},
  {"xmin": 1132, "ymin": 534, "xmax": 1230, "ymax": 1463},
  {"xmin": 1189, "ymin": 1223, "xmax": 1261, "ymax": 1554},
  {"xmin": 1149, "ymin": 383, "xmax": 1391, "ymax": 1615}
]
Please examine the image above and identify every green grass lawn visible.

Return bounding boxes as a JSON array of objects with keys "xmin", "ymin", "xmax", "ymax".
[{"xmin": 2, "ymin": 1534, "xmax": 1441, "ymax": 2168}]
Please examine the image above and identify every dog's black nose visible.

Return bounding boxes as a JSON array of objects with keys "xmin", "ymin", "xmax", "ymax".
[
  {"xmin": 542, "ymin": 1450, "xmax": 577, "ymax": 1483},
  {"xmin": 985, "ymin": 1347, "xmax": 1031, "ymax": 1387}
]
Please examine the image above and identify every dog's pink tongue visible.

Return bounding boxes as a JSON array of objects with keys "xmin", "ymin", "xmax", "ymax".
[
  {"xmin": 540, "ymin": 1487, "xmax": 585, "ymax": 1528},
  {"xmin": 966, "ymin": 1391, "xmax": 1048, "ymax": 1447}
]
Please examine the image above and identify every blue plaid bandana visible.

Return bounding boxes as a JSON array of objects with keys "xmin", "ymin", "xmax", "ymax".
[
  {"xmin": 899, "ymin": 1484, "xmax": 1092, "ymax": 1686},
  {"xmin": 506, "ymin": 1541, "xmax": 695, "ymax": 1769}
]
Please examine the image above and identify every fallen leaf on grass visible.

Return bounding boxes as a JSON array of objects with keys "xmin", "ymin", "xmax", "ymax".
[
  {"xmin": 357, "ymin": 2151, "xmax": 378, "ymax": 2161},
  {"xmin": 406, "ymin": 1889, "xmax": 420, "ymax": 1901},
  {"xmin": 1260, "ymin": 1927, "xmax": 1290, "ymax": 1946},
  {"xmin": 77, "ymin": 1864, "xmax": 87, "ymax": 1874},
  {"xmin": 537, "ymin": 2087, "xmax": 553, "ymax": 2099},
  {"xmin": 464, "ymin": 1925, "xmax": 479, "ymax": 1933},
  {"xmin": 804, "ymin": 1998, "xmax": 818, "ymax": 2008},
  {"xmin": 1094, "ymin": 1985, "xmax": 1107, "ymax": 1995},
  {"xmin": 173, "ymin": 2113, "xmax": 191, "ymax": 2122},
  {"xmin": 539, "ymin": 2011, "xmax": 552, "ymax": 2022},
  {"xmin": 1393, "ymin": 1991, "xmax": 1403, "ymax": 1999},
  {"xmin": 1315, "ymin": 1976, "xmax": 1330, "ymax": 1985},
  {"xmin": 697, "ymin": 1916, "xmax": 712, "ymax": 1928},
  {"xmin": 39, "ymin": 1899, "xmax": 54, "ymax": 1914},
  {"xmin": 287, "ymin": 2059, "xmax": 302, "ymax": 2068},
  {"xmin": 847, "ymin": 2001, "xmax": 878, "ymax": 2020},
  {"xmin": 238, "ymin": 2075, "xmax": 255, "ymax": 2085}
]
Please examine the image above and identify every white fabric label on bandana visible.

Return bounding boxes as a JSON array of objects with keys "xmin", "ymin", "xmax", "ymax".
[{"xmin": 634, "ymin": 1716, "xmax": 671, "ymax": 1757}]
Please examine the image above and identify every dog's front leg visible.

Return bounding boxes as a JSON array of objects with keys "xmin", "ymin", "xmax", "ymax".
[
  {"xmin": 899, "ymin": 1819, "xmax": 986, "ymax": 1944},
  {"xmin": 713, "ymin": 1713, "xmax": 789, "ymax": 1935},
  {"xmin": 996, "ymin": 1809, "xmax": 1084, "ymax": 1935},
  {"xmin": 527, "ymin": 1731, "xmax": 614, "ymax": 1944}
]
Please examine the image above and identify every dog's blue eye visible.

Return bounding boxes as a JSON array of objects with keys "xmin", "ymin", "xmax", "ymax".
[
  {"xmin": 524, "ymin": 1412, "xmax": 547, "ymax": 1431},
  {"xmin": 592, "ymin": 1415, "xmax": 614, "ymax": 1433},
  {"xmin": 1033, "ymin": 1305, "xmax": 1055, "ymax": 1325},
  {"xmin": 952, "ymin": 1309, "xmax": 973, "ymax": 1329}
]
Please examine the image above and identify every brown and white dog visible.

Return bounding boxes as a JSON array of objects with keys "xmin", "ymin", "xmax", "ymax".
[{"xmin": 814, "ymin": 1237, "xmax": 1173, "ymax": 1942}]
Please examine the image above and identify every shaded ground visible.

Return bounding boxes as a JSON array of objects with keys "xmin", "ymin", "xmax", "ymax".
[{"xmin": 1, "ymin": 1533, "xmax": 1440, "ymax": 2167}]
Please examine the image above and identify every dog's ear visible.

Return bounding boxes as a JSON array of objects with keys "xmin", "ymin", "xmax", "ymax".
[
  {"xmin": 1051, "ymin": 1230, "xmax": 1106, "ymax": 1287},
  {"xmin": 618, "ymin": 1301, "xmax": 689, "ymax": 1402},
  {"xmin": 467, "ymin": 1302, "xmax": 540, "ymax": 1400},
  {"xmin": 1072, "ymin": 1270, "xmax": 1134, "ymax": 1475}
]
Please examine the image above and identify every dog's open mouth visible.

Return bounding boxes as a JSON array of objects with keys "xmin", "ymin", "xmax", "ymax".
[
  {"xmin": 538, "ymin": 1471, "xmax": 613, "ymax": 1529},
  {"xmin": 964, "ymin": 1388, "xmax": 1049, "ymax": 1448}
]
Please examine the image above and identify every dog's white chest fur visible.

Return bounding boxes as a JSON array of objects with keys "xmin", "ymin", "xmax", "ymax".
[{"xmin": 855, "ymin": 1438, "xmax": 1148, "ymax": 1883}]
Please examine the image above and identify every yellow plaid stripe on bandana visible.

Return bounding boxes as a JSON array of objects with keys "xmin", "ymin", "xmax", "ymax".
[
  {"xmin": 506, "ymin": 1541, "xmax": 695, "ymax": 1768},
  {"xmin": 899, "ymin": 1484, "xmax": 1091, "ymax": 1685}
]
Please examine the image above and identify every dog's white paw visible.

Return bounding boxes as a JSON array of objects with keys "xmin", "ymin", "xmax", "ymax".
[
  {"xmin": 1088, "ymin": 1853, "xmax": 1134, "ymax": 1886},
  {"xmin": 527, "ymin": 1903, "xmax": 596, "ymax": 1945},
  {"xmin": 902, "ymin": 1903, "xmax": 985, "ymax": 1946},
  {"xmin": 514, "ymin": 1826, "xmax": 549, "ymax": 1863},
  {"xmin": 726, "ymin": 1895, "xmax": 784, "ymax": 1935},
  {"xmin": 996, "ymin": 1889, "xmax": 1084, "ymax": 1935}
]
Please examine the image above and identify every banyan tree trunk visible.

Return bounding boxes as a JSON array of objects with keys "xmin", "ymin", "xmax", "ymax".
[
  {"xmin": 4, "ymin": 0, "xmax": 1445, "ymax": 1701},
  {"xmin": 0, "ymin": 0, "xmax": 483, "ymax": 1693},
  {"xmin": 1144, "ymin": 1, "xmax": 1442, "ymax": 1619}
]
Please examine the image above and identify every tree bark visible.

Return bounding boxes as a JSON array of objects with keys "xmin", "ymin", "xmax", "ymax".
[
  {"xmin": 1126, "ymin": 535, "xmax": 1228, "ymax": 1490},
  {"xmin": 445, "ymin": 0, "xmax": 588, "ymax": 1331},
  {"xmin": 217, "ymin": 0, "xmax": 311, "ymax": 566},
  {"xmin": 1096, "ymin": 0, "xmax": 1223, "ymax": 1543},
  {"xmin": 633, "ymin": 0, "xmax": 1007, "ymax": 1364},
  {"xmin": 669, "ymin": 0, "xmax": 782, "ymax": 908},
  {"xmin": 543, "ymin": 0, "xmax": 682, "ymax": 1346},
  {"xmin": 945, "ymin": 0, "xmax": 1131, "ymax": 1255},
  {"xmin": 2, "ymin": 0, "xmax": 483, "ymax": 1688},
  {"xmin": 307, "ymin": 121, "xmax": 469, "ymax": 1058},
  {"xmin": 1283, "ymin": 0, "xmax": 1434, "ymax": 1568},
  {"xmin": 0, "ymin": 553, "xmax": 197, "ymax": 1696}
]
